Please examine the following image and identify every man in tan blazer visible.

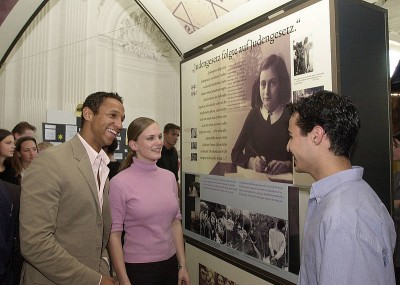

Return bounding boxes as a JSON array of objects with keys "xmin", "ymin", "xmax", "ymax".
[{"xmin": 19, "ymin": 92, "xmax": 125, "ymax": 285}]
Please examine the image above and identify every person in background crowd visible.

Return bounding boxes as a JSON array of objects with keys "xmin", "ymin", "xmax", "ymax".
[
  {"xmin": 239, "ymin": 215, "xmax": 262, "ymax": 260},
  {"xmin": 268, "ymin": 219, "xmax": 286, "ymax": 268},
  {"xmin": 0, "ymin": 129, "xmax": 17, "ymax": 185},
  {"xmin": 199, "ymin": 266, "xmax": 208, "ymax": 285},
  {"xmin": 11, "ymin": 122, "xmax": 36, "ymax": 140},
  {"xmin": 103, "ymin": 138, "xmax": 120, "ymax": 180},
  {"xmin": 200, "ymin": 202, "xmax": 211, "ymax": 238},
  {"xmin": 0, "ymin": 179, "xmax": 22, "ymax": 285},
  {"xmin": 209, "ymin": 211, "xmax": 217, "ymax": 241},
  {"xmin": 11, "ymin": 137, "xmax": 38, "ymax": 184},
  {"xmin": 37, "ymin": 141, "xmax": 53, "ymax": 152},
  {"xmin": 250, "ymin": 225, "xmax": 264, "ymax": 261},
  {"xmin": 157, "ymin": 123, "xmax": 181, "ymax": 208},
  {"xmin": 216, "ymin": 209, "xmax": 227, "ymax": 244},
  {"xmin": 157, "ymin": 123, "xmax": 180, "ymax": 181},
  {"xmin": 216, "ymin": 274, "xmax": 224, "ymax": 285},
  {"xmin": 19, "ymin": 91, "xmax": 125, "ymax": 285},
  {"xmin": 108, "ymin": 117, "xmax": 190, "ymax": 285},
  {"xmin": 287, "ymin": 90, "xmax": 396, "ymax": 285}
]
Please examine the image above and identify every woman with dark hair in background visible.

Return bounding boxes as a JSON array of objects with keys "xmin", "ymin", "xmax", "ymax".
[
  {"xmin": 0, "ymin": 129, "xmax": 22, "ymax": 285},
  {"xmin": 0, "ymin": 129, "xmax": 17, "ymax": 185},
  {"xmin": 231, "ymin": 54, "xmax": 292, "ymax": 175},
  {"xmin": 108, "ymin": 117, "xmax": 190, "ymax": 285}
]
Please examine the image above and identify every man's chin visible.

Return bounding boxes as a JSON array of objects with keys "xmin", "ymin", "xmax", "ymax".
[
  {"xmin": 293, "ymin": 163, "xmax": 304, "ymax": 173},
  {"xmin": 294, "ymin": 166, "xmax": 307, "ymax": 174}
]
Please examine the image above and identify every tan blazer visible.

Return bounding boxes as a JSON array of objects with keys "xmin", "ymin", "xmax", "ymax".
[{"xmin": 19, "ymin": 135, "xmax": 112, "ymax": 285}]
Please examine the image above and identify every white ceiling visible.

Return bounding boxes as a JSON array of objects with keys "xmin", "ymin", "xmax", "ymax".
[{"xmin": 1, "ymin": 0, "xmax": 400, "ymax": 73}]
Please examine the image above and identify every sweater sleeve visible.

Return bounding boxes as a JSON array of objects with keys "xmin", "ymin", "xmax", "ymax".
[{"xmin": 109, "ymin": 177, "xmax": 126, "ymax": 232}]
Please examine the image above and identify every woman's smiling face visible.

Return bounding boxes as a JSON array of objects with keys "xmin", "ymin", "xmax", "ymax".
[{"xmin": 130, "ymin": 122, "xmax": 163, "ymax": 163}]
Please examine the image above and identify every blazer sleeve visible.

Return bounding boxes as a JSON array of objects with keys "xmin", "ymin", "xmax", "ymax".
[{"xmin": 19, "ymin": 149, "xmax": 101, "ymax": 285}]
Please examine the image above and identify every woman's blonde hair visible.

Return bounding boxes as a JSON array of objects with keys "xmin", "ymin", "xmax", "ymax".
[{"xmin": 119, "ymin": 117, "xmax": 156, "ymax": 171}]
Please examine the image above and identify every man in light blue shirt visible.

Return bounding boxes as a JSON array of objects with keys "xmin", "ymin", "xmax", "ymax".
[{"xmin": 287, "ymin": 90, "xmax": 396, "ymax": 285}]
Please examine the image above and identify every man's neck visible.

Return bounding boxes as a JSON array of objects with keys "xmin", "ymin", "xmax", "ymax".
[
  {"xmin": 164, "ymin": 141, "xmax": 174, "ymax": 150},
  {"xmin": 313, "ymin": 156, "xmax": 352, "ymax": 181}
]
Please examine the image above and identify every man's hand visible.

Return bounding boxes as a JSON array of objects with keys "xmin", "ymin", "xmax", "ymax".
[{"xmin": 101, "ymin": 275, "xmax": 119, "ymax": 285}]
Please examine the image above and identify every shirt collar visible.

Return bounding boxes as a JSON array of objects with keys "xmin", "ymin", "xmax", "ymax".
[
  {"xmin": 77, "ymin": 133, "xmax": 110, "ymax": 166},
  {"xmin": 310, "ymin": 166, "xmax": 364, "ymax": 202}
]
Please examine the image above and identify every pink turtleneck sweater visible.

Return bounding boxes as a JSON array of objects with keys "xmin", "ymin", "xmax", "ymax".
[{"xmin": 109, "ymin": 157, "xmax": 181, "ymax": 263}]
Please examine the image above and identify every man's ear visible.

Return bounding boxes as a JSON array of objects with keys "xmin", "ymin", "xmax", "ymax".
[
  {"xmin": 82, "ymin": 107, "xmax": 93, "ymax": 121},
  {"xmin": 311, "ymin": 125, "xmax": 325, "ymax": 144},
  {"xmin": 128, "ymin": 140, "xmax": 138, "ymax": 151}
]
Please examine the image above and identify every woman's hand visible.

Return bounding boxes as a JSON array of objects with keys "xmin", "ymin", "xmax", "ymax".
[
  {"xmin": 265, "ymin": 160, "xmax": 292, "ymax": 175},
  {"xmin": 248, "ymin": 156, "xmax": 267, "ymax": 172},
  {"xmin": 178, "ymin": 267, "xmax": 190, "ymax": 284}
]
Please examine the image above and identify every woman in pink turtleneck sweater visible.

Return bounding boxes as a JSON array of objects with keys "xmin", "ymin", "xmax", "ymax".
[{"xmin": 108, "ymin": 117, "xmax": 190, "ymax": 285}]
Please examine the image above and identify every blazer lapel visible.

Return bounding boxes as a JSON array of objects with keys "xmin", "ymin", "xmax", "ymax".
[{"xmin": 70, "ymin": 135, "xmax": 102, "ymax": 215}]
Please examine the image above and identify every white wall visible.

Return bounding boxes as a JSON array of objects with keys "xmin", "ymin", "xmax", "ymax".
[{"xmin": 0, "ymin": 0, "xmax": 181, "ymax": 144}]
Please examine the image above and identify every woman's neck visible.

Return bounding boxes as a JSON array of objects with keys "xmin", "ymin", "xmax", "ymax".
[
  {"xmin": 0, "ymin": 157, "xmax": 6, "ymax": 172},
  {"xmin": 21, "ymin": 161, "xmax": 30, "ymax": 170}
]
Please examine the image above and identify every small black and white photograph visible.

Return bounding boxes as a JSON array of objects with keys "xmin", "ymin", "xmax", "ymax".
[
  {"xmin": 293, "ymin": 35, "xmax": 313, "ymax": 76},
  {"xmin": 191, "ymin": 141, "xmax": 197, "ymax": 149},
  {"xmin": 191, "ymin": 127, "xmax": 197, "ymax": 138},
  {"xmin": 293, "ymin": 85, "xmax": 324, "ymax": 102},
  {"xmin": 191, "ymin": 153, "xmax": 197, "ymax": 161}
]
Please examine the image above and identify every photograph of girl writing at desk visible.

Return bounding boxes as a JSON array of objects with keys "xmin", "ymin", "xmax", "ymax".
[{"xmin": 231, "ymin": 54, "xmax": 292, "ymax": 176}]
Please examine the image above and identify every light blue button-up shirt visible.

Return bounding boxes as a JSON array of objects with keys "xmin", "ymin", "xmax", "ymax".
[{"xmin": 298, "ymin": 167, "xmax": 396, "ymax": 285}]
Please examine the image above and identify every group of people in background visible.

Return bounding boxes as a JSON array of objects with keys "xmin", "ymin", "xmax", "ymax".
[
  {"xmin": 0, "ymin": 121, "xmax": 55, "ymax": 284},
  {"xmin": 0, "ymin": 123, "xmax": 41, "ymax": 185}
]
